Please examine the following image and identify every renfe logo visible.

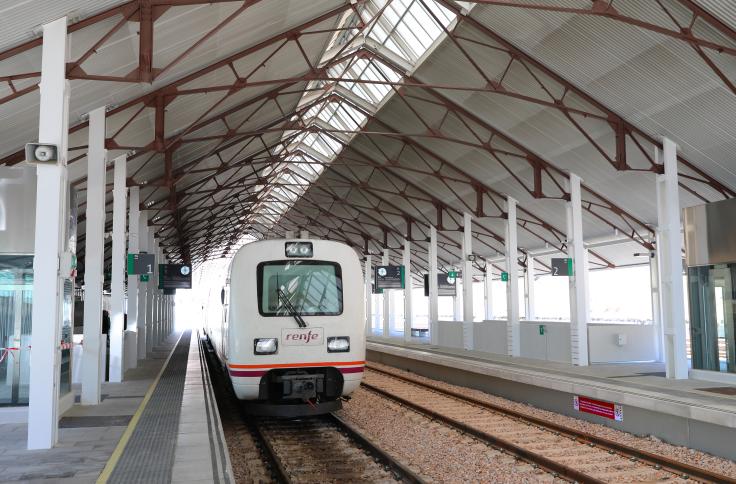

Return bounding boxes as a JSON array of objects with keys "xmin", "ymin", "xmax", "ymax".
[{"xmin": 281, "ymin": 327, "xmax": 324, "ymax": 346}]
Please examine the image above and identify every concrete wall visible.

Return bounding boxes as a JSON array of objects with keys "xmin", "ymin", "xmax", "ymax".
[
  {"xmin": 437, "ymin": 320, "xmax": 657, "ymax": 364},
  {"xmin": 588, "ymin": 324, "xmax": 658, "ymax": 363},
  {"xmin": 521, "ymin": 321, "xmax": 571, "ymax": 363},
  {"xmin": 437, "ymin": 321, "xmax": 463, "ymax": 348},
  {"xmin": 473, "ymin": 321, "xmax": 507, "ymax": 354}
]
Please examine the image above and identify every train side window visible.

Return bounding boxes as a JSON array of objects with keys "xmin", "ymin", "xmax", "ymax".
[{"xmin": 220, "ymin": 287, "xmax": 225, "ymax": 305}]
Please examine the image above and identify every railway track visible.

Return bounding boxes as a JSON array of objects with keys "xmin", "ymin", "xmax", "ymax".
[
  {"xmin": 253, "ymin": 413, "xmax": 424, "ymax": 483},
  {"xmin": 200, "ymin": 333, "xmax": 422, "ymax": 484},
  {"xmin": 363, "ymin": 363, "xmax": 736, "ymax": 484}
]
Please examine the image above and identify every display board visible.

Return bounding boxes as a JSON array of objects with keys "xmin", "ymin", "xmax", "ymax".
[
  {"xmin": 551, "ymin": 257, "xmax": 573, "ymax": 276},
  {"xmin": 127, "ymin": 253, "xmax": 155, "ymax": 275},
  {"xmin": 158, "ymin": 263, "xmax": 192, "ymax": 289},
  {"xmin": 374, "ymin": 265, "xmax": 405, "ymax": 290},
  {"xmin": 423, "ymin": 273, "xmax": 457, "ymax": 297}
]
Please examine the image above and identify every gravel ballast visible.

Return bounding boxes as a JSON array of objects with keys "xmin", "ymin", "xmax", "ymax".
[{"xmin": 363, "ymin": 362, "xmax": 736, "ymax": 480}]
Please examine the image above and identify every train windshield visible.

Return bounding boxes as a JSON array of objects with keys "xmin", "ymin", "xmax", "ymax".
[{"xmin": 257, "ymin": 260, "xmax": 343, "ymax": 317}]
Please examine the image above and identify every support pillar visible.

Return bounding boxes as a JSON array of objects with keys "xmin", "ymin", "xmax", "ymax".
[
  {"xmin": 28, "ymin": 17, "xmax": 70, "ymax": 450},
  {"xmin": 506, "ymin": 197, "xmax": 520, "ymax": 357},
  {"xmin": 403, "ymin": 239, "xmax": 412, "ymax": 342},
  {"xmin": 650, "ymin": 246, "xmax": 664, "ymax": 362},
  {"xmin": 484, "ymin": 270, "xmax": 493, "ymax": 320},
  {"xmin": 429, "ymin": 226, "xmax": 439, "ymax": 345},
  {"xmin": 300, "ymin": 229, "xmax": 309, "ymax": 239},
  {"xmin": 382, "ymin": 249, "xmax": 390, "ymax": 337},
  {"xmin": 364, "ymin": 255, "xmax": 372, "ymax": 336},
  {"xmin": 462, "ymin": 213, "xmax": 474, "ymax": 348},
  {"xmin": 567, "ymin": 173, "xmax": 590, "ymax": 366},
  {"xmin": 126, "ymin": 187, "xmax": 140, "ymax": 369},
  {"xmin": 525, "ymin": 256, "xmax": 536, "ymax": 321},
  {"xmin": 146, "ymin": 231, "xmax": 155, "ymax": 354},
  {"xmin": 81, "ymin": 106, "xmax": 106, "ymax": 405},
  {"xmin": 453, "ymin": 278, "xmax": 462, "ymax": 321},
  {"xmin": 657, "ymin": 139, "xmax": 688, "ymax": 379},
  {"xmin": 109, "ymin": 154, "xmax": 127, "ymax": 382},
  {"xmin": 137, "ymin": 220, "xmax": 148, "ymax": 360}
]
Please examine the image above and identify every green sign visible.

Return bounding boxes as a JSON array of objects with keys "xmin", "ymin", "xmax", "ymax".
[
  {"xmin": 140, "ymin": 274, "xmax": 150, "ymax": 282},
  {"xmin": 539, "ymin": 324, "xmax": 545, "ymax": 335},
  {"xmin": 501, "ymin": 271, "xmax": 509, "ymax": 282},
  {"xmin": 447, "ymin": 271, "xmax": 458, "ymax": 285}
]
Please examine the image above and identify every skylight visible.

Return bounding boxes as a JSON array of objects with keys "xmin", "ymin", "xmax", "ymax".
[{"xmin": 251, "ymin": 0, "xmax": 455, "ymax": 236}]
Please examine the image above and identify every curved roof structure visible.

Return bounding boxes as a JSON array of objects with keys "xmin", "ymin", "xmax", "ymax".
[{"xmin": 0, "ymin": 0, "xmax": 734, "ymax": 281}]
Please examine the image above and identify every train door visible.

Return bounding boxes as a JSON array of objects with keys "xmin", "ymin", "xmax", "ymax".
[{"xmin": 221, "ymin": 284, "xmax": 230, "ymax": 360}]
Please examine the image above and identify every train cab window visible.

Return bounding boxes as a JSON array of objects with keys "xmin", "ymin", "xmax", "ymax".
[{"xmin": 257, "ymin": 261, "xmax": 343, "ymax": 317}]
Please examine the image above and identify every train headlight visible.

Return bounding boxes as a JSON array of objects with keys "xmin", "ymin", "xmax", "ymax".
[
  {"xmin": 254, "ymin": 338, "xmax": 278, "ymax": 355},
  {"xmin": 327, "ymin": 336, "xmax": 350, "ymax": 353}
]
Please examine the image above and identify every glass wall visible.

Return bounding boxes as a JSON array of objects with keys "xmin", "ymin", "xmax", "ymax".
[
  {"xmin": 687, "ymin": 264, "xmax": 736, "ymax": 373},
  {"xmin": 0, "ymin": 256, "xmax": 33, "ymax": 405}
]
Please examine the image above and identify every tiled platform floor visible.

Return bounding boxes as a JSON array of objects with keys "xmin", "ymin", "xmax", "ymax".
[{"xmin": 0, "ymin": 334, "xmax": 179, "ymax": 483}]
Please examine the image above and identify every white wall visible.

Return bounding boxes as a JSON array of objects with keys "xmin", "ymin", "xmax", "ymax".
[
  {"xmin": 588, "ymin": 324, "xmax": 658, "ymax": 363},
  {"xmin": 437, "ymin": 321, "xmax": 463, "ymax": 348},
  {"xmin": 521, "ymin": 321, "xmax": 571, "ymax": 363},
  {"xmin": 435, "ymin": 320, "xmax": 657, "ymax": 365},
  {"xmin": 473, "ymin": 320, "xmax": 507, "ymax": 354}
]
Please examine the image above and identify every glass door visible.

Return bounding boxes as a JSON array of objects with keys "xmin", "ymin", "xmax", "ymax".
[{"xmin": 0, "ymin": 255, "xmax": 34, "ymax": 405}]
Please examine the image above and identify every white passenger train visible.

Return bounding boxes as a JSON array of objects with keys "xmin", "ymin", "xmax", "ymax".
[{"xmin": 204, "ymin": 238, "xmax": 366, "ymax": 416}]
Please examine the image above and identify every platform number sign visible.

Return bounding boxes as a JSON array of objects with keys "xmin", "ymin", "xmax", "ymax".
[
  {"xmin": 500, "ymin": 271, "xmax": 509, "ymax": 282},
  {"xmin": 127, "ymin": 253, "xmax": 155, "ymax": 275},
  {"xmin": 551, "ymin": 257, "xmax": 573, "ymax": 276}
]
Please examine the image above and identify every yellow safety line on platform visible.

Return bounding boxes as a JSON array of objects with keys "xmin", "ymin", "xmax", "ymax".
[{"xmin": 96, "ymin": 331, "xmax": 185, "ymax": 484}]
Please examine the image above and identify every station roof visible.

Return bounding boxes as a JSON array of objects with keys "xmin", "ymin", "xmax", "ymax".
[{"xmin": 0, "ymin": 0, "xmax": 734, "ymax": 281}]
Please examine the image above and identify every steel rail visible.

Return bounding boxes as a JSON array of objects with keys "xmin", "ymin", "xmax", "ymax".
[
  {"xmin": 365, "ymin": 363, "xmax": 736, "ymax": 484},
  {"xmin": 251, "ymin": 413, "xmax": 425, "ymax": 484},
  {"xmin": 361, "ymin": 381, "xmax": 598, "ymax": 483},
  {"xmin": 200, "ymin": 331, "xmax": 423, "ymax": 483}
]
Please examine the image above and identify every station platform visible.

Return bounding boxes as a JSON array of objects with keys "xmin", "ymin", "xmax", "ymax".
[
  {"xmin": 367, "ymin": 336, "xmax": 736, "ymax": 461},
  {"xmin": 0, "ymin": 330, "xmax": 233, "ymax": 483}
]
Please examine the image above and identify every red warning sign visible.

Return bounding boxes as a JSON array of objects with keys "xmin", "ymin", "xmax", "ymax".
[{"xmin": 573, "ymin": 395, "xmax": 623, "ymax": 421}]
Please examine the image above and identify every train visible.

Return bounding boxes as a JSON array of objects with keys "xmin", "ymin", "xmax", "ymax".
[{"xmin": 204, "ymin": 238, "xmax": 366, "ymax": 417}]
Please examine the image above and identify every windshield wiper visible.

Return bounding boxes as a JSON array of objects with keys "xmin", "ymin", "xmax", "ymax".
[{"xmin": 277, "ymin": 288, "xmax": 307, "ymax": 328}]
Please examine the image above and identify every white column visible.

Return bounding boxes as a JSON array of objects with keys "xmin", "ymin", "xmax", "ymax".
[
  {"xmin": 649, "ymin": 246, "xmax": 664, "ymax": 362},
  {"xmin": 525, "ymin": 256, "xmax": 536, "ymax": 321},
  {"xmin": 453, "ymin": 276, "xmax": 462, "ymax": 321},
  {"xmin": 28, "ymin": 17, "xmax": 70, "ymax": 450},
  {"xmin": 382, "ymin": 248, "xmax": 390, "ymax": 337},
  {"xmin": 109, "ymin": 154, "xmax": 127, "ymax": 382},
  {"xmin": 146, "ymin": 231, "xmax": 155, "ymax": 354},
  {"xmin": 462, "ymin": 213, "xmax": 474, "ymax": 349},
  {"xmin": 567, "ymin": 173, "xmax": 590, "ymax": 366},
  {"xmin": 285, "ymin": 230, "xmax": 294, "ymax": 238},
  {"xmin": 484, "ymin": 269, "xmax": 493, "ymax": 320},
  {"xmin": 403, "ymin": 239, "xmax": 412, "ymax": 342},
  {"xmin": 428, "ymin": 226, "xmax": 439, "ymax": 345},
  {"xmin": 506, "ymin": 197, "xmax": 520, "ymax": 357},
  {"xmin": 126, "ymin": 187, "xmax": 140, "ymax": 369},
  {"xmin": 657, "ymin": 139, "xmax": 688, "ymax": 378},
  {"xmin": 137, "ymin": 219, "xmax": 148, "ymax": 360},
  {"xmin": 364, "ymin": 254, "xmax": 372, "ymax": 336},
  {"xmin": 81, "ymin": 106, "xmax": 106, "ymax": 405},
  {"xmin": 300, "ymin": 229, "xmax": 309, "ymax": 239}
]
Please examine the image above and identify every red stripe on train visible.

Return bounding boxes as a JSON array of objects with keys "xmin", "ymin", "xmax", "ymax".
[{"xmin": 229, "ymin": 366, "xmax": 364, "ymax": 377}]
